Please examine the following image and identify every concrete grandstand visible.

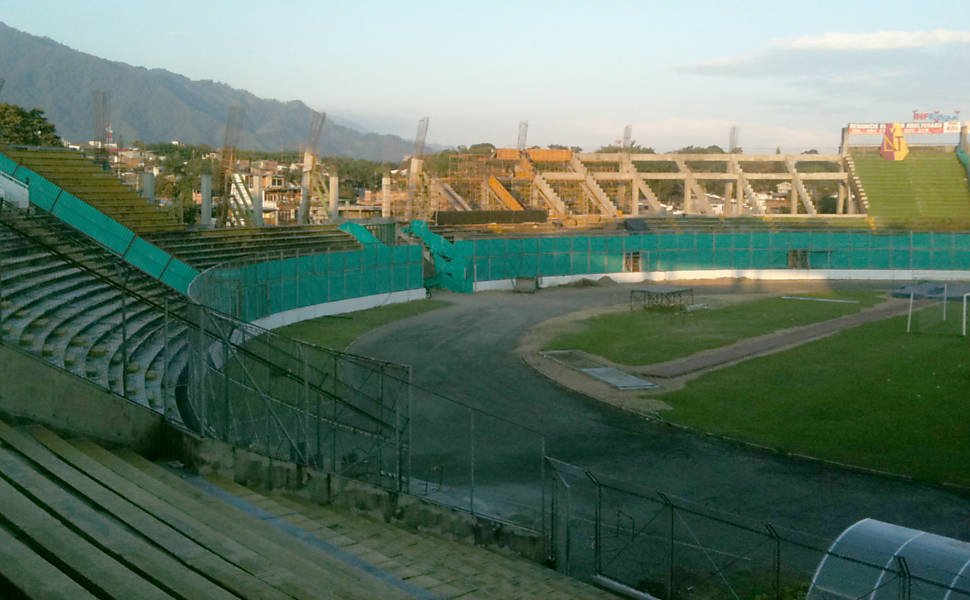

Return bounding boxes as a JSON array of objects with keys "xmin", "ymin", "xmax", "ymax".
[{"xmin": 3, "ymin": 115, "xmax": 970, "ymax": 598}]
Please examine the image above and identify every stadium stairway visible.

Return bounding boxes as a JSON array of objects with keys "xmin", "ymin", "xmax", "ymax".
[
  {"xmin": 0, "ymin": 147, "xmax": 182, "ymax": 233},
  {"xmin": 0, "ymin": 420, "xmax": 615, "ymax": 599}
]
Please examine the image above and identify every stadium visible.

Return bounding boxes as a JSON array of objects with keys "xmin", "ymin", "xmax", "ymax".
[{"xmin": 1, "ymin": 116, "xmax": 970, "ymax": 600}]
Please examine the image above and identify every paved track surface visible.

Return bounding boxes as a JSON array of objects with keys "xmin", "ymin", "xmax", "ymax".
[{"xmin": 350, "ymin": 281, "xmax": 970, "ymax": 575}]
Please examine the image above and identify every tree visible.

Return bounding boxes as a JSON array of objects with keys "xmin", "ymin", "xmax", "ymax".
[
  {"xmin": 596, "ymin": 142, "xmax": 654, "ymax": 153},
  {"xmin": 0, "ymin": 103, "xmax": 62, "ymax": 146},
  {"xmin": 675, "ymin": 144, "xmax": 725, "ymax": 154},
  {"xmin": 467, "ymin": 142, "xmax": 495, "ymax": 155}
]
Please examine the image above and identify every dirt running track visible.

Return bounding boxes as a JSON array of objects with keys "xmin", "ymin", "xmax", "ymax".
[{"xmin": 350, "ymin": 280, "xmax": 970, "ymax": 578}]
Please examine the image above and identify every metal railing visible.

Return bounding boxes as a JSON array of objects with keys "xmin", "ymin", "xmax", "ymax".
[
  {"xmin": 546, "ymin": 457, "xmax": 970, "ymax": 600},
  {"xmin": 0, "ymin": 198, "xmax": 548, "ymax": 533}
]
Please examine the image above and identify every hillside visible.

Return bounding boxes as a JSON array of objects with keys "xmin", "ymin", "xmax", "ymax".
[{"xmin": 0, "ymin": 22, "xmax": 417, "ymax": 161}]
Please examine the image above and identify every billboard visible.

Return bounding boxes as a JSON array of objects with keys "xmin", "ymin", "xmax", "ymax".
[{"xmin": 848, "ymin": 121, "xmax": 963, "ymax": 135}]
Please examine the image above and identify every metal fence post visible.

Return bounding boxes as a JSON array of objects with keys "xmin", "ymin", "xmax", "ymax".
[
  {"xmin": 162, "ymin": 297, "xmax": 169, "ymax": 419},
  {"xmin": 120, "ymin": 267, "xmax": 129, "ymax": 399},
  {"xmin": 896, "ymin": 556, "xmax": 911, "ymax": 600},
  {"xmin": 378, "ymin": 363, "xmax": 385, "ymax": 486},
  {"xmin": 332, "ymin": 353, "xmax": 338, "ymax": 473},
  {"xmin": 469, "ymin": 408, "xmax": 475, "ymax": 515},
  {"xmin": 407, "ymin": 366, "xmax": 413, "ymax": 495},
  {"xmin": 315, "ymin": 378, "xmax": 321, "ymax": 471},
  {"xmin": 540, "ymin": 437, "xmax": 547, "ymax": 548},
  {"xmin": 589, "ymin": 472, "xmax": 603, "ymax": 576},
  {"xmin": 197, "ymin": 304, "xmax": 206, "ymax": 436},
  {"xmin": 765, "ymin": 523, "xmax": 781, "ymax": 600},
  {"xmin": 301, "ymin": 344, "xmax": 310, "ymax": 467},
  {"xmin": 223, "ymin": 329, "xmax": 230, "ymax": 443},
  {"xmin": 659, "ymin": 492, "xmax": 675, "ymax": 600}
]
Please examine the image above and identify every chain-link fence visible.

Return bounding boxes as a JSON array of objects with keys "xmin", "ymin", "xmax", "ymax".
[
  {"xmin": 172, "ymin": 303, "xmax": 412, "ymax": 490},
  {"xmin": 0, "ymin": 200, "xmax": 549, "ymax": 531},
  {"xmin": 546, "ymin": 457, "xmax": 970, "ymax": 600},
  {"xmin": 407, "ymin": 381, "xmax": 547, "ymax": 530}
]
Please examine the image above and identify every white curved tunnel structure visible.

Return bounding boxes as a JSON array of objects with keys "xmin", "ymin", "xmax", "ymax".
[{"xmin": 809, "ymin": 518, "xmax": 970, "ymax": 599}]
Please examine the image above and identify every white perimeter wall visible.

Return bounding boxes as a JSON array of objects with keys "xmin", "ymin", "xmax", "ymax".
[
  {"xmin": 251, "ymin": 288, "xmax": 427, "ymax": 331},
  {"xmin": 474, "ymin": 269, "xmax": 970, "ymax": 292}
]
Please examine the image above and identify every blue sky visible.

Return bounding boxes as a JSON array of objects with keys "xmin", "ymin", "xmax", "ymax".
[{"xmin": 3, "ymin": 0, "xmax": 968, "ymax": 152}]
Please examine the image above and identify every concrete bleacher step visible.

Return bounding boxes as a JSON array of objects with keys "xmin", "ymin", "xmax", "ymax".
[
  {"xmin": 0, "ymin": 520, "xmax": 101, "ymax": 600},
  {"xmin": 28, "ymin": 428, "xmax": 332, "ymax": 600},
  {"xmin": 206, "ymin": 477, "xmax": 615, "ymax": 600},
  {"xmin": 0, "ymin": 475, "xmax": 170, "ymax": 600},
  {"xmin": 0, "ymin": 422, "xmax": 241, "ymax": 599},
  {"xmin": 92, "ymin": 444, "xmax": 417, "ymax": 600},
  {"xmin": 0, "ymin": 418, "xmax": 429, "ymax": 600}
]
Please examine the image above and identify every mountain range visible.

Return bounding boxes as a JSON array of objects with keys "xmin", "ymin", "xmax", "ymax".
[{"xmin": 0, "ymin": 22, "xmax": 420, "ymax": 161}]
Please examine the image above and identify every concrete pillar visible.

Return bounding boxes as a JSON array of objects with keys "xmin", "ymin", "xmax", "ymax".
[
  {"xmin": 329, "ymin": 175, "xmax": 339, "ymax": 221},
  {"xmin": 141, "ymin": 172, "xmax": 155, "ymax": 202},
  {"xmin": 837, "ymin": 181, "xmax": 846, "ymax": 214},
  {"xmin": 735, "ymin": 177, "xmax": 744, "ymax": 214},
  {"xmin": 252, "ymin": 175, "xmax": 263, "ymax": 227},
  {"xmin": 960, "ymin": 125, "xmax": 969, "ymax": 153},
  {"xmin": 200, "ymin": 174, "xmax": 212, "ymax": 227},
  {"xmin": 298, "ymin": 172, "xmax": 310, "ymax": 224},
  {"xmin": 630, "ymin": 182, "xmax": 638, "ymax": 216},
  {"xmin": 840, "ymin": 127, "xmax": 850, "ymax": 156},
  {"xmin": 381, "ymin": 176, "xmax": 391, "ymax": 218}
]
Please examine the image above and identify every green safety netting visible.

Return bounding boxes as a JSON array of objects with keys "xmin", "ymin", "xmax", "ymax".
[
  {"xmin": 339, "ymin": 221, "xmax": 383, "ymax": 246},
  {"xmin": 405, "ymin": 220, "xmax": 473, "ymax": 293},
  {"xmin": 407, "ymin": 227, "xmax": 970, "ymax": 292},
  {"xmin": 193, "ymin": 244, "xmax": 425, "ymax": 322}
]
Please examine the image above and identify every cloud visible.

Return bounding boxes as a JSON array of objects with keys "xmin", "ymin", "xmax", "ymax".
[
  {"xmin": 775, "ymin": 29, "xmax": 970, "ymax": 51},
  {"xmin": 677, "ymin": 30, "xmax": 970, "ymax": 103}
]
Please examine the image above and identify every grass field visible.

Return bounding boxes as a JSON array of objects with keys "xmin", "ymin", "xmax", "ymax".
[
  {"xmin": 544, "ymin": 290, "xmax": 885, "ymax": 365},
  {"xmin": 657, "ymin": 305, "xmax": 970, "ymax": 486},
  {"xmin": 276, "ymin": 299, "xmax": 450, "ymax": 350}
]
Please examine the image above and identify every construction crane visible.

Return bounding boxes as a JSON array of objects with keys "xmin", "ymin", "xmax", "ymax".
[
  {"xmin": 411, "ymin": 117, "xmax": 429, "ymax": 167},
  {"xmin": 91, "ymin": 90, "xmax": 110, "ymax": 167},
  {"xmin": 299, "ymin": 109, "xmax": 327, "ymax": 224},
  {"xmin": 407, "ymin": 117, "xmax": 429, "ymax": 219},
  {"xmin": 220, "ymin": 105, "xmax": 246, "ymax": 226},
  {"xmin": 517, "ymin": 121, "xmax": 528, "ymax": 151}
]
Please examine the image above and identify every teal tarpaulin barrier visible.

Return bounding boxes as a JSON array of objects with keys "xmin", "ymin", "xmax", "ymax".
[
  {"xmin": 0, "ymin": 149, "xmax": 199, "ymax": 294},
  {"xmin": 406, "ymin": 225, "xmax": 970, "ymax": 292}
]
